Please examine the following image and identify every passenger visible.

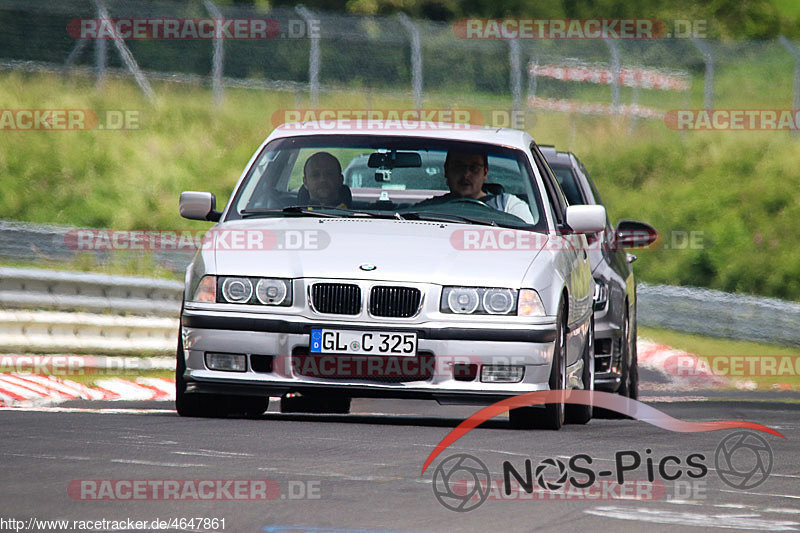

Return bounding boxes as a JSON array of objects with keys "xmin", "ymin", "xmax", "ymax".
[
  {"xmin": 416, "ymin": 150, "xmax": 534, "ymax": 223},
  {"xmin": 298, "ymin": 152, "xmax": 352, "ymax": 208}
]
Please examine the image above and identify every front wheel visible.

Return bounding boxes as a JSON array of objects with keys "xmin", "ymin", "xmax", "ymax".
[
  {"xmin": 509, "ymin": 300, "xmax": 566, "ymax": 430},
  {"xmin": 565, "ymin": 318, "xmax": 594, "ymax": 425}
]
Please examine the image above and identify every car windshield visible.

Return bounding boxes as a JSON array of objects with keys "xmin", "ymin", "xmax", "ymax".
[{"xmin": 227, "ymin": 135, "xmax": 547, "ymax": 231}]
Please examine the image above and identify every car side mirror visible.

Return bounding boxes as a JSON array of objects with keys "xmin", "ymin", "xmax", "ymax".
[
  {"xmin": 566, "ymin": 205, "xmax": 606, "ymax": 233},
  {"xmin": 180, "ymin": 191, "xmax": 221, "ymax": 221},
  {"xmin": 615, "ymin": 219, "xmax": 657, "ymax": 248}
]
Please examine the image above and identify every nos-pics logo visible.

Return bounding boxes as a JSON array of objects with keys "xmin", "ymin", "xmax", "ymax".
[{"xmin": 431, "ymin": 431, "xmax": 773, "ymax": 512}]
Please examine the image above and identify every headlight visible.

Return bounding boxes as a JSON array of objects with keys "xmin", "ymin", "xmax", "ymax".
[
  {"xmin": 441, "ymin": 287, "xmax": 518, "ymax": 315},
  {"xmin": 446, "ymin": 288, "xmax": 480, "ymax": 314},
  {"xmin": 221, "ymin": 277, "xmax": 253, "ymax": 303},
  {"xmin": 256, "ymin": 278, "xmax": 289, "ymax": 305},
  {"xmin": 215, "ymin": 277, "xmax": 293, "ymax": 306},
  {"xmin": 483, "ymin": 289, "xmax": 515, "ymax": 314}
]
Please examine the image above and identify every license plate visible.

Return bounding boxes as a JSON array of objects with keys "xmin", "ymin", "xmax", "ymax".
[{"xmin": 310, "ymin": 329, "xmax": 417, "ymax": 356}]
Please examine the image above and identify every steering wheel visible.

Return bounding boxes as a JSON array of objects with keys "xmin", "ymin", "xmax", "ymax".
[{"xmin": 447, "ymin": 198, "xmax": 493, "ymax": 209}]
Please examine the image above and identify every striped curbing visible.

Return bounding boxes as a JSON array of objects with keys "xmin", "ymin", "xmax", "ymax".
[{"xmin": 0, "ymin": 373, "xmax": 174, "ymax": 406}]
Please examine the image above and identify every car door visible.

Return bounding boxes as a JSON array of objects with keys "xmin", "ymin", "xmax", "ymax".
[{"xmin": 530, "ymin": 144, "xmax": 593, "ymax": 365}]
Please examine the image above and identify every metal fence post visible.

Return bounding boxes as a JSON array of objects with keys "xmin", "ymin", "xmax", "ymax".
[
  {"xmin": 93, "ymin": 0, "xmax": 155, "ymax": 102},
  {"xmin": 94, "ymin": 1, "xmax": 106, "ymax": 88},
  {"xmin": 509, "ymin": 39, "xmax": 522, "ymax": 117},
  {"xmin": 296, "ymin": 6, "xmax": 320, "ymax": 108},
  {"xmin": 779, "ymin": 35, "xmax": 800, "ymax": 137},
  {"xmin": 526, "ymin": 56, "xmax": 538, "ymax": 125},
  {"xmin": 604, "ymin": 38, "xmax": 620, "ymax": 112},
  {"xmin": 692, "ymin": 37, "xmax": 713, "ymax": 111},
  {"xmin": 65, "ymin": 39, "xmax": 88, "ymax": 69},
  {"xmin": 527, "ymin": 58, "xmax": 538, "ymax": 101},
  {"xmin": 203, "ymin": 0, "xmax": 225, "ymax": 108},
  {"xmin": 398, "ymin": 13, "xmax": 423, "ymax": 109},
  {"xmin": 629, "ymin": 86, "xmax": 639, "ymax": 134}
]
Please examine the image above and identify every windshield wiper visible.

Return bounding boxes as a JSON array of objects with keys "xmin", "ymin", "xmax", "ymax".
[
  {"xmin": 400, "ymin": 211, "xmax": 498, "ymax": 227},
  {"xmin": 241, "ymin": 206, "xmax": 401, "ymax": 220},
  {"xmin": 240, "ymin": 206, "xmax": 341, "ymax": 218}
]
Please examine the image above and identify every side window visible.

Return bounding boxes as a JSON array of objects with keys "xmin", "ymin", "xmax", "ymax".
[{"xmin": 530, "ymin": 143, "xmax": 568, "ymax": 227}]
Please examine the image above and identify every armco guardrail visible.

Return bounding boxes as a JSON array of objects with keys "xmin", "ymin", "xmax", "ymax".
[
  {"xmin": 0, "ymin": 267, "xmax": 181, "ymax": 353},
  {"xmin": 0, "ymin": 310, "xmax": 178, "ymax": 353},
  {"xmin": 0, "ymin": 219, "xmax": 195, "ymax": 274},
  {"xmin": 637, "ymin": 283, "xmax": 800, "ymax": 347},
  {"xmin": 0, "ymin": 266, "xmax": 182, "ymax": 317}
]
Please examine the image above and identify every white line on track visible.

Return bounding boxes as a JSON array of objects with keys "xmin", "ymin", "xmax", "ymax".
[
  {"xmin": 2, "ymin": 452, "xmax": 94, "ymax": 461},
  {"xmin": 109, "ymin": 459, "xmax": 209, "ymax": 468},
  {"xmin": 585, "ymin": 505, "xmax": 800, "ymax": 530},
  {"xmin": 720, "ymin": 489, "xmax": 800, "ymax": 500},
  {"xmin": 172, "ymin": 450, "xmax": 256, "ymax": 458}
]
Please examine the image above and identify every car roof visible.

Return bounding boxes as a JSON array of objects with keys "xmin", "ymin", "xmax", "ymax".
[
  {"xmin": 267, "ymin": 121, "xmax": 535, "ymax": 150},
  {"xmin": 342, "ymin": 150, "xmax": 521, "ymax": 169},
  {"xmin": 540, "ymin": 145, "xmax": 574, "ymax": 168}
]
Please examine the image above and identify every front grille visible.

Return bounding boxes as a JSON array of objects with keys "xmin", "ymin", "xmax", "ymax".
[
  {"xmin": 369, "ymin": 286, "xmax": 421, "ymax": 318},
  {"xmin": 311, "ymin": 283, "xmax": 361, "ymax": 315}
]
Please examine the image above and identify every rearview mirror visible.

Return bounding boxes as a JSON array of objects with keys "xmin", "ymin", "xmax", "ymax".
[
  {"xmin": 616, "ymin": 219, "xmax": 658, "ymax": 248},
  {"xmin": 566, "ymin": 205, "xmax": 606, "ymax": 233},
  {"xmin": 367, "ymin": 151, "xmax": 422, "ymax": 169},
  {"xmin": 180, "ymin": 191, "xmax": 221, "ymax": 221}
]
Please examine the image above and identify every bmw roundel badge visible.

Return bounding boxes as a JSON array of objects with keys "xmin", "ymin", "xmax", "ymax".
[{"xmin": 359, "ymin": 263, "xmax": 377, "ymax": 271}]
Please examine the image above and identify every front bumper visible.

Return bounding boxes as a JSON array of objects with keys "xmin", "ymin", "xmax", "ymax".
[{"xmin": 180, "ymin": 309, "xmax": 558, "ymax": 404}]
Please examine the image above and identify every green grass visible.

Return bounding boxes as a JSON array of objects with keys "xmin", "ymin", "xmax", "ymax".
[
  {"xmin": 1, "ymin": 52, "xmax": 800, "ymax": 300},
  {"xmin": 639, "ymin": 326, "xmax": 800, "ymax": 390},
  {"xmin": 639, "ymin": 326, "xmax": 798, "ymax": 356}
]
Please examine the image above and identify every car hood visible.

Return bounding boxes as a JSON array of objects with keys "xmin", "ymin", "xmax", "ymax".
[{"xmin": 208, "ymin": 218, "xmax": 546, "ymax": 287}]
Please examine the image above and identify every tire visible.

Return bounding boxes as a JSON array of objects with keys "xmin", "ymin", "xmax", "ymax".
[
  {"xmin": 280, "ymin": 393, "xmax": 351, "ymax": 414},
  {"xmin": 565, "ymin": 318, "xmax": 594, "ymax": 425},
  {"xmin": 175, "ymin": 333, "xmax": 268, "ymax": 418},
  {"xmin": 509, "ymin": 299, "xmax": 566, "ymax": 430},
  {"xmin": 617, "ymin": 306, "xmax": 636, "ymax": 399},
  {"xmin": 628, "ymin": 315, "xmax": 639, "ymax": 400}
]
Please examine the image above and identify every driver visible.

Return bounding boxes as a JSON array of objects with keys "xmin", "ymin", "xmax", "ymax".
[
  {"xmin": 416, "ymin": 150, "xmax": 534, "ymax": 223},
  {"xmin": 298, "ymin": 151, "xmax": 352, "ymax": 208}
]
